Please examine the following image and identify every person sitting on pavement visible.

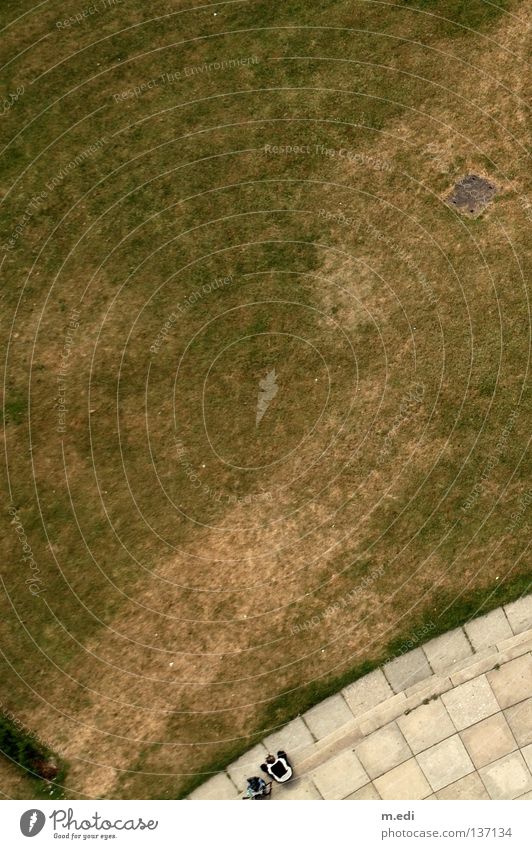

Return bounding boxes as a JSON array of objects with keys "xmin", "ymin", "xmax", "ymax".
[{"xmin": 260, "ymin": 751, "xmax": 293, "ymax": 783}]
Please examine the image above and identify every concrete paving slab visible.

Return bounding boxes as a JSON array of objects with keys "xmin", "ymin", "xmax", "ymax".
[
  {"xmin": 517, "ymin": 790, "xmax": 532, "ymax": 799},
  {"xmin": 346, "ymin": 782, "xmax": 381, "ymax": 800},
  {"xmin": 465, "ymin": 609, "xmax": 513, "ymax": 650},
  {"xmin": 505, "ymin": 699, "xmax": 532, "ymax": 748},
  {"xmin": 383, "ymin": 648, "xmax": 432, "ymax": 693},
  {"xmin": 398, "ymin": 699, "xmax": 456, "ymax": 754},
  {"xmin": 423, "ymin": 628, "xmax": 472, "ymax": 673},
  {"xmin": 263, "ymin": 716, "xmax": 315, "ymax": 760},
  {"xmin": 522, "ymin": 744, "xmax": 532, "ymax": 773},
  {"xmin": 479, "ymin": 752, "xmax": 532, "ymax": 799},
  {"xmin": 416, "ymin": 735, "xmax": 475, "ymax": 792},
  {"xmin": 460, "ymin": 713, "xmax": 517, "ymax": 769},
  {"xmin": 504, "ymin": 597, "xmax": 532, "ymax": 635},
  {"xmin": 304, "ymin": 693, "xmax": 354, "ymax": 741},
  {"xmin": 355, "ymin": 722, "xmax": 411, "ymax": 779},
  {"xmin": 226, "ymin": 742, "xmax": 269, "ymax": 791},
  {"xmin": 311, "ymin": 748, "xmax": 369, "ymax": 799},
  {"xmin": 273, "ymin": 777, "xmax": 322, "ymax": 800},
  {"xmin": 442, "ymin": 676, "xmax": 500, "ymax": 730},
  {"xmin": 436, "ymin": 772, "xmax": 489, "ymax": 800},
  {"xmin": 486, "ymin": 654, "xmax": 532, "ymax": 709},
  {"xmin": 342, "ymin": 668, "xmax": 393, "ymax": 716},
  {"xmin": 374, "ymin": 758, "xmax": 432, "ymax": 800},
  {"xmin": 189, "ymin": 772, "xmax": 239, "ymax": 800}
]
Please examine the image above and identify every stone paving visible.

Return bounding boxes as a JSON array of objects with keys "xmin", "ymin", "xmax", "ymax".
[{"xmin": 189, "ymin": 594, "xmax": 532, "ymax": 800}]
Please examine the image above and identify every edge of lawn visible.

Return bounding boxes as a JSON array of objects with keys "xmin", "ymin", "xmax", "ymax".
[{"xmin": 178, "ymin": 571, "xmax": 531, "ymax": 799}]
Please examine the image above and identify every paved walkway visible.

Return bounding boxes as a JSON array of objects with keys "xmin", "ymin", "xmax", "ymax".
[{"xmin": 190, "ymin": 594, "xmax": 532, "ymax": 800}]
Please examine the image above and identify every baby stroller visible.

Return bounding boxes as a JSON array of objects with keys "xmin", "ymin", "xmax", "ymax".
[{"xmin": 244, "ymin": 776, "xmax": 272, "ymax": 799}]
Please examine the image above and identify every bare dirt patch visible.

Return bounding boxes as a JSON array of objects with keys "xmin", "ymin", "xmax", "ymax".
[{"xmin": 445, "ymin": 174, "xmax": 498, "ymax": 216}]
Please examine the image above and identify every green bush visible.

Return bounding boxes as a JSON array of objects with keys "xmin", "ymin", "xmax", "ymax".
[{"xmin": 0, "ymin": 713, "xmax": 65, "ymax": 789}]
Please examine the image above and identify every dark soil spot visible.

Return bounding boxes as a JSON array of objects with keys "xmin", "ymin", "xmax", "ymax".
[{"xmin": 445, "ymin": 174, "xmax": 498, "ymax": 216}]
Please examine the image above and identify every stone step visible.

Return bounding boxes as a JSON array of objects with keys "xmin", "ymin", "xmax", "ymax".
[{"xmin": 291, "ymin": 625, "xmax": 532, "ymax": 781}]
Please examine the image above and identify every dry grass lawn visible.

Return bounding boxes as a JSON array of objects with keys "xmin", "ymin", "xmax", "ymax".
[{"xmin": 0, "ymin": 0, "xmax": 530, "ymax": 798}]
